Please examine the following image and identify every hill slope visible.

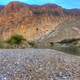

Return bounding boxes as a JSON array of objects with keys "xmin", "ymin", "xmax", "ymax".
[{"xmin": 0, "ymin": 1, "xmax": 80, "ymax": 42}]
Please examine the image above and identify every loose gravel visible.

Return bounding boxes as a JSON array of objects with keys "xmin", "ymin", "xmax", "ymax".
[{"xmin": 0, "ymin": 49, "xmax": 80, "ymax": 80}]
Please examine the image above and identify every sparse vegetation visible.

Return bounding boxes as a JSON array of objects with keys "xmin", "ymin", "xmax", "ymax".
[
  {"xmin": 33, "ymin": 10, "xmax": 45, "ymax": 15},
  {"xmin": 7, "ymin": 35, "xmax": 25, "ymax": 45},
  {"xmin": 6, "ymin": 34, "xmax": 26, "ymax": 45},
  {"xmin": 0, "ymin": 41, "xmax": 5, "ymax": 48},
  {"xmin": 28, "ymin": 41, "xmax": 37, "ymax": 48},
  {"xmin": 48, "ymin": 9, "xmax": 60, "ymax": 16},
  {"xmin": 0, "ymin": 35, "xmax": 37, "ymax": 48},
  {"xmin": 0, "ymin": 34, "xmax": 80, "ymax": 56},
  {"xmin": 51, "ymin": 38, "xmax": 80, "ymax": 55}
]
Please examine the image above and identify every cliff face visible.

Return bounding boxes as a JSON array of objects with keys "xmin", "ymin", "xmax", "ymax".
[{"xmin": 0, "ymin": 2, "xmax": 80, "ymax": 41}]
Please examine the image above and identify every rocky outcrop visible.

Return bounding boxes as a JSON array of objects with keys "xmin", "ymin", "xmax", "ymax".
[{"xmin": 0, "ymin": 1, "xmax": 80, "ymax": 41}]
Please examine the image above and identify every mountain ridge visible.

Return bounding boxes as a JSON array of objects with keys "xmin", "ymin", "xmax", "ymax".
[
  {"xmin": 0, "ymin": 1, "xmax": 80, "ymax": 15},
  {"xmin": 0, "ymin": 1, "xmax": 80, "ymax": 12},
  {"xmin": 0, "ymin": 1, "xmax": 80, "ymax": 42}
]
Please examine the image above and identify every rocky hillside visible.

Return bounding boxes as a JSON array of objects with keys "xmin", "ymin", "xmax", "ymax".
[{"xmin": 0, "ymin": 1, "xmax": 80, "ymax": 42}]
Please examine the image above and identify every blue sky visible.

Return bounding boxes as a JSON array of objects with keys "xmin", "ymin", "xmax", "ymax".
[{"xmin": 0, "ymin": 0, "xmax": 80, "ymax": 9}]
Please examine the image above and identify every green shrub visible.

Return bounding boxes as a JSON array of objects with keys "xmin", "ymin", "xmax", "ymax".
[{"xmin": 7, "ymin": 35, "xmax": 25, "ymax": 45}]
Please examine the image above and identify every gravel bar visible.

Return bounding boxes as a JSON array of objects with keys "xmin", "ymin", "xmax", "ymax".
[{"xmin": 0, "ymin": 49, "xmax": 80, "ymax": 80}]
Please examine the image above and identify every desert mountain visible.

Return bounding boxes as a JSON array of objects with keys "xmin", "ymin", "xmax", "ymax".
[{"xmin": 0, "ymin": 1, "xmax": 80, "ymax": 42}]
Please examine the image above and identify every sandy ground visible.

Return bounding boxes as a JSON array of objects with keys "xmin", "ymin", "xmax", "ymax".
[{"xmin": 0, "ymin": 49, "xmax": 80, "ymax": 80}]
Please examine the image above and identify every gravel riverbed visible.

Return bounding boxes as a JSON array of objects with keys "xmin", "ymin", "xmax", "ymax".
[{"xmin": 0, "ymin": 49, "xmax": 80, "ymax": 80}]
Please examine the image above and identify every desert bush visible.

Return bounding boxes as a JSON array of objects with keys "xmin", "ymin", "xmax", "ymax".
[
  {"xmin": 28, "ymin": 41, "xmax": 36, "ymax": 48},
  {"xmin": 7, "ymin": 34, "xmax": 26, "ymax": 45}
]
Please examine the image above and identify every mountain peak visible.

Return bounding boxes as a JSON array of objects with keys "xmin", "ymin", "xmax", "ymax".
[
  {"xmin": 7, "ymin": 1, "xmax": 26, "ymax": 5},
  {"xmin": 3, "ymin": 1, "xmax": 28, "ymax": 13}
]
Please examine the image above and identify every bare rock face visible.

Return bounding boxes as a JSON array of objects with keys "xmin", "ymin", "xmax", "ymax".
[
  {"xmin": 0, "ymin": 49, "xmax": 80, "ymax": 80},
  {"xmin": 0, "ymin": 1, "xmax": 80, "ymax": 41}
]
